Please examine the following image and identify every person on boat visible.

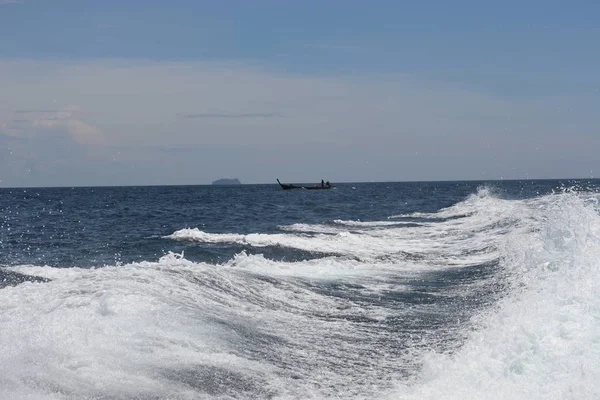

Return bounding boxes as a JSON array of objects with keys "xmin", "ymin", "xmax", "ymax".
[
  {"xmin": 326, "ymin": 181, "xmax": 330, "ymax": 187},
  {"xmin": 321, "ymin": 179, "xmax": 325, "ymax": 187}
]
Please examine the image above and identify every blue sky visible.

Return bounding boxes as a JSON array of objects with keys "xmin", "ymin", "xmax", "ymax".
[{"xmin": 1, "ymin": 0, "xmax": 599, "ymax": 186}]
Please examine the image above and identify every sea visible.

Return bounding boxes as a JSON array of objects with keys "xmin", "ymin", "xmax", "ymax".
[{"xmin": 0, "ymin": 180, "xmax": 598, "ymax": 400}]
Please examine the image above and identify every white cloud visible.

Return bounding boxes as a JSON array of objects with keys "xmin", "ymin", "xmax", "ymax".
[
  {"xmin": 0, "ymin": 59, "xmax": 597, "ymax": 187},
  {"xmin": 25, "ymin": 105, "xmax": 105, "ymax": 145}
]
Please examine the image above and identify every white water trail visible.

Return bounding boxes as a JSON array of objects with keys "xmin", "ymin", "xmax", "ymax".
[
  {"xmin": 2, "ymin": 187, "xmax": 598, "ymax": 399},
  {"xmin": 390, "ymin": 191, "xmax": 600, "ymax": 400},
  {"xmin": 167, "ymin": 187, "xmax": 524, "ymax": 267}
]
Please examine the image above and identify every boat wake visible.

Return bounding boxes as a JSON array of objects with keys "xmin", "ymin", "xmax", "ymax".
[{"xmin": 1, "ymin": 187, "xmax": 599, "ymax": 399}]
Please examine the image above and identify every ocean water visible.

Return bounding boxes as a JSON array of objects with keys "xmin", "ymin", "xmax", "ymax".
[{"xmin": 0, "ymin": 180, "xmax": 599, "ymax": 399}]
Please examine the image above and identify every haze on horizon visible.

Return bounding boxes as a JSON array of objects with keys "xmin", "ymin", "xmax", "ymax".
[{"xmin": 1, "ymin": 1, "xmax": 599, "ymax": 188}]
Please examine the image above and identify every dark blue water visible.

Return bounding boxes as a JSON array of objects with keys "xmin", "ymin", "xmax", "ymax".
[{"xmin": 1, "ymin": 180, "xmax": 586, "ymax": 269}]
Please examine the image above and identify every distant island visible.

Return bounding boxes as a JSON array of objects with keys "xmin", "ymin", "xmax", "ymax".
[{"xmin": 212, "ymin": 178, "xmax": 241, "ymax": 185}]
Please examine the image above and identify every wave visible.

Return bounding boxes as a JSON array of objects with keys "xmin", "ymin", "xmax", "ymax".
[
  {"xmin": 166, "ymin": 187, "xmax": 526, "ymax": 267},
  {"xmin": 389, "ymin": 190, "xmax": 600, "ymax": 400},
  {"xmin": 1, "ymin": 187, "xmax": 598, "ymax": 398},
  {"xmin": 1, "ymin": 251, "xmax": 421, "ymax": 399},
  {"xmin": 276, "ymin": 221, "xmax": 417, "ymax": 235}
]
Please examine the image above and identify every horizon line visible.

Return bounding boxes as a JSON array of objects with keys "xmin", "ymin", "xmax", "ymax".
[{"xmin": 0, "ymin": 176, "xmax": 597, "ymax": 190}]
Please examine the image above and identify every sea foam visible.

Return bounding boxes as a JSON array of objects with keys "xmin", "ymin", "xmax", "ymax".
[{"xmin": 390, "ymin": 191, "xmax": 600, "ymax": 400}]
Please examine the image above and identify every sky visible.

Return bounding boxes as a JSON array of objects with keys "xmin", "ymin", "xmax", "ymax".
[{"xmin": 0, "ymin": 0, "xmax": 599, "ymax": 187}]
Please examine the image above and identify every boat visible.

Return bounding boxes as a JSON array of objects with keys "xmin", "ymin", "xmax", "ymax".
[{"xmin": 277, "ymin": 179, "xmax": 334, "ymax": 190}]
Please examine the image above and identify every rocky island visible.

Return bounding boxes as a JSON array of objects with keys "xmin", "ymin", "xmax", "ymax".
[{"xmin": 212, "ymin": 178, "xmax": 242, "ymax": 185}]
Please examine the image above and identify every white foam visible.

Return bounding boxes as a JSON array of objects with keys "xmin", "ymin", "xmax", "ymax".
[
  {"xmin": 333, "ymin": 219, "xmax": 409, "ymax": 227},
  {"xmin": 389, "ymin": 191, "xmax": 600, "ymax": 400},
  {"xmin": 278, "ymin": 223, "xmax": 348, "ymax": 234},
  {"xmin": 166, "ymin": 188, "xmax": 525, "ymax": 268},
  {"xmin": 0, "ymin": 252, "xmax": 410, "ymax": 399},
  {"xmin": 1, "ymin": 254, "xmax": 258, "ymax": 398},
  {"xmin": 167, "ymin": 227, "xmax": 425, "ymax": 260}
]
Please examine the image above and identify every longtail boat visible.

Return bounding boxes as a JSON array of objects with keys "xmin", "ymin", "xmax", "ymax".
[{"xmin": 277, "ymin": 179, "xmax": 334, "ymax": 190}]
